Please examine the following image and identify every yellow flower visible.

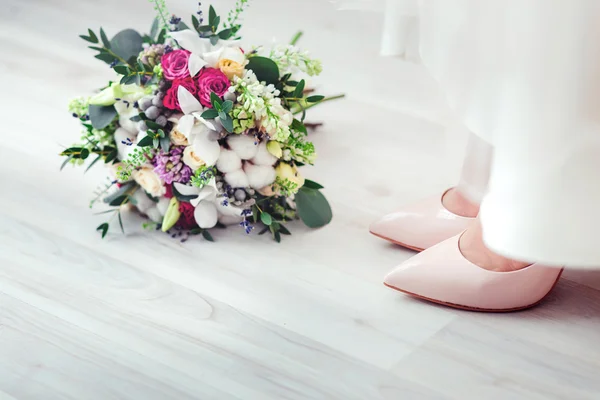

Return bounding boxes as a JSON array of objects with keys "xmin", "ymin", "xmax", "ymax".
[{"xmin": 218, "ymin": 58, "xmax": 245, "ymax": 80}]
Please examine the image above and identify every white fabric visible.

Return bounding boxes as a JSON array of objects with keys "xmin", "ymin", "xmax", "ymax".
[{"xmin": 346, "ymin": 0, "xmax": 600, "ymax": 267}]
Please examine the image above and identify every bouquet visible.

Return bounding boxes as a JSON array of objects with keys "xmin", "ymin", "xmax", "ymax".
[{"xmin": 62, "ymin": 0, "xmax": 342, "ymax": 242}]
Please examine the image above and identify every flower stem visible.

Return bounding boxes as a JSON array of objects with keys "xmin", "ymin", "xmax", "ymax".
[
  {"xmin": 291, "ymin": 94, "xmax": 345, "ymax": 115},
  {"xmin": 290, "ymin": 31, "xmax": 303, "ymax": 46}
]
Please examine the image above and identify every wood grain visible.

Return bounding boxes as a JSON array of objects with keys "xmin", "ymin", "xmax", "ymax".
[{"xmin": 1, "ymin": 0, "xmax": 600, "ymax": 399}]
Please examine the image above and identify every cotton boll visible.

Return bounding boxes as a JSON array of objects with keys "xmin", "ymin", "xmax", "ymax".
[
  {"xmin": 131, "ymin": 188, "xmax": 155, "ymax": 213},
  {"xmin": 227, "ymin": 134, "xmax": 258, "ymax": 160},
  {"xmin": 251, "ymin": 141, "xmax": 278, "ymax": 166},
  {"xmin": 216, "ymin": 149, "xmax": 242, "ymax": 173},
  {"xmin": 116, "ymin": 104, "xmax": 139, "ymax": 133},
  {"xmin": 156, "ymin": 197, "xmax": 170, "ymax": 216},
  {"xmin": 146, "ymin": 207, "xmax": 163, "ymax": 223},
  {"xmin": 244, "ymin": 163, "xmax": 276, "ymax": 190},
  {"xmin": 224, "ymin": 169, "xmax": 250, "ymax": 188}
]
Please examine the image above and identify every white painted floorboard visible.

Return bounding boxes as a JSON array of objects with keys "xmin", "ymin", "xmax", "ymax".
[{"xmin": 2, "ymin": 0, "xmax": 600, "ymax": 399}]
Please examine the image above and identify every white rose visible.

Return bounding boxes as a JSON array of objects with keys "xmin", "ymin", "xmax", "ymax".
[
  {"xmin": 168, "ymin": 115, "xmax": 190, "ymax": 146},
  {"xmin": 132, "ymin": 167, "xmax": 166, "ymax": 197},
  {"xmin": 182, "ymin": 146, "xmax": 206, "ymax": 171}
]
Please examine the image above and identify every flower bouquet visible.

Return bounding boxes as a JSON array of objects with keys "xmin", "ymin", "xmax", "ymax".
[{"xmin": 62, "ymin": 1, "xmax": 342, "ymax": 242}]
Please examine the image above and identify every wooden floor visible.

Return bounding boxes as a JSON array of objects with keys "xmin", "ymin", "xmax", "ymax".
[{"xmin": 2, "ymin": 0, "xmax": 600, "ymax": 399}]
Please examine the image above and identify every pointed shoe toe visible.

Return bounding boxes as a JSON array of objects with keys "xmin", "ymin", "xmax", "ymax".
[
  {"xmin": 384, "ymin": 235, "xmax": 564, "ymax": 312},
  {"xmin": 370, "ymin": 189, "xmax": 473, "ymax": 251}
]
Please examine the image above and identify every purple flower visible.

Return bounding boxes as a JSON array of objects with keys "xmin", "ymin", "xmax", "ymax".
[{"xmin": 153, "ymin": 146, "xmax": 192, "ymax": 184}]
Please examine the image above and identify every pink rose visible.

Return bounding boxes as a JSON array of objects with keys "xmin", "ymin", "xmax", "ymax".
[
  {"xmin": 196, "ymin": 67, "xmax": 230, "ymax": 108},
  {"xmin": 163, "ymin": 78, "xmax": 197, "ymax": 111},
  {"xmin": 161, "ymin": 50, "xmax": 191, "ymax": 80}
]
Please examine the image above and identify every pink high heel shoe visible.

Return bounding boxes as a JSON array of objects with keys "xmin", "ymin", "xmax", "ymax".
[
  {"xmin": 384, "ymin": 234, "xmax": 564, "ymax": 312},
  {"xmin": 369, "ymin": 189, "xmax": 473, "ymax": 251}
]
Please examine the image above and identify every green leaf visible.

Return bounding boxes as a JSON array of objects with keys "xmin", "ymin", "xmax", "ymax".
[
  {"xmin": 221, "ymin": 116, "xmax": 233, "ymax": 133},
  {"xmin": 96, "ymin": 223, "xmax": 109, "ymax": 239},
  {"xmin": 103, "ymin": 181, "xmax": 136, "ymax": 205},
  {"xmin": 145, "ymin": 120, "xmax": 162, "ymax": 130},
  {"xmin": 278, "ymin": 224, "xmax": 292, "ymax": 235},
  {"xmin": 84, "ymin": 154, "xmax": 102, "ymax": 173},
  {"xmin": 88, "ymin": 104, "xmax": 117, "ymax": 129},
  {"xmin": 172, "ymin": 184, "xmax": 199, "ymax": 202},
  {"xmin": 192, "ymin": 15, "xmax": 200, "ymax": 32},
  {"xmin": 197, "ymin": 25, "xmax": 213, "ymax": 33},
  {"xmin": 303, "ymin": 179, "xmax": 324, "ymax": 190},
  {"xmin": 210, "ymin": 35, "xmax": 219, "ymax": 46},
  {"xmin": 79, "ymin": 35, "xmax": 94, "ymax": 43},
  {"xmin": 246, "ymin": 56, "xmax": 280, "ymax": 85},
  {"xmin": 260, "ymin": 212, "xmax": 273, "ymax": 226},
  {"xmin": 153, "ymin": 138, "xmax": 159, "ymax": 148},
  {"xmin": 294, "ymin": 79, "xmax": 306, "ymax": 98},
  {"xmin": 218, "ymin": 28, "xmax": 232, "ymax": 39},
  {"xmin": 252, "ymin": 205, "xmax": 259, "ymax": 224},
  {"xmin": 212, "ymin": 16, "xmax": 221, "ymax": 30},
  {"xmin": 201, "ymin": 109, "xmax": 219, "ymax": 119},
  {"xmin": 157, "ymin": 28, "xmax": 167, "ymax": 44},
  {"xmin": 160, "ymin": 136, "xmax": 170, "ymax": 152},
  {"xmin": 108, "ymin": 195, "xmax": 129, "ymax": 207},
  {"xmin": 208, "ymin": 5, "xmax": 217, "ymax": 26},
  {"xmin": 177, "ymin": 21, "xmax": 190, "ymax": 31},
  {"xmin": 120, "ymin": 74, "xmax": 138, "ymax": 85},
  {"xmin": 273, "ymin": 231, "xmax": 281, "ymax": 243},
  {"xmin": 110, "ymin": 29, "xmax": 143, "ymax": 61},
  {"xmin": 218, "ymin": 111, "xmax": 227, "ymax": 120},
  {"xmin": 129, "ymin": 115, "xmax": 142, "ymax": 122},
  {"xmin": 150, "ymin": 18, "xmax": 159, "ymax": 40},
  {"xmin": 295, "ymin": 187, "xmax": 333, "ymax": 228},
  {"xmin": 88, "ymin": 29, "xmax": 98, "ymax": 43},
  {"xmin": 290, "ymin": 31, "xmax": 303, "ymax": 46},
  {"xmin": 291, "ymin": 119, "xmax": 307, "ymax": 134},
  {"xmin": 221, "ymin": 100, "xmax": 233, "ymax": 113},
  {"xmin": 202, "ymin": 230, "xmax": 215, "ymax": 242},
  {"xmin": 95, "ymin": 53, "xmax": 117, "ymax": 64},
  {"xmin": 88, "ymin": 46, "xmax": 104, "ymax": 51},
  {"xmin": 80, "ymin": 148, "xmax": 90, "ymax": 160},
  {"xmin": 137, "ymin": 135, "xmax": 154, "ymax": 147},
  {"xmin": 60, "ymin": 154, "xmax": 74, "ymax": 171},
  {"xmin": 100, "ymin": 28, "xmax": 110, "ymax": 48},
  {"xmin": 210, "ymin": 92, "xmax": 222, "ymax": 106},
  {"xmin": 118, "ymin": 211, "xmax": 125, "ymax": 233},
  {"xmin": 113, "ymin": 65, "xmax": 129, "ymax": 75},
  {"xmin": 105, "ymin": 147, "xmax": 118, "ymax": 163},
  {"xmin": 258, "ymin": 227, "xmax": 269, "ymax": 235},
  {"xmin": 306, "ymin": 95, "xmax": 325, "ymax": 103}
]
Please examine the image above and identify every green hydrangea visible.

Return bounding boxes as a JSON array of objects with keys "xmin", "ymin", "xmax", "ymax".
[
  {"xmin": 68, "ymin": 97, "xmax": 90, "ymax": 117},
  {"xmin": 232, "ymin": 105, "xmax": 256, "ymax": 134}
]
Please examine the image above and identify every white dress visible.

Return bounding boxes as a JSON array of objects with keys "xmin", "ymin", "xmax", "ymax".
[{"xmin": 338, "ymin": 0, "xmax": 600, "ymax": 267}]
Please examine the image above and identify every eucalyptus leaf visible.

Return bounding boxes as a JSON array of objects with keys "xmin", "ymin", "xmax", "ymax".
[
  {"xmin": 294, "ymin": 79, "xmax": 306, "ymax": 98},
  {"xmin": 153, "ymin": 138, "xmax": 159, "ymax": 148},
  {"xmin": 192, "ymin": 15, "xmax": 200, "ymax": 32},
  {"xmin": 246, "ymin": 56, "xmax": 280, "ymax": 85},
  {"xmin": 202, "ymin": 230, "xmax": 214, "ymax": 242},
  {"xmin": 208, "ymin": 5, "xmax": 217, "ymax": 26},
  {"xmin": 120, "ymin": 74, "xmax": 137, "ymax": 85},
  {"xmin": 97, "ymin": 222, "xmax": 109, "ymax": 239},
  {"xmin": 172, "ymin": 185, "xmax": 199, "ymax": 202},
  {"xmin": 103, "ymin": 182, "xmax": 135, "ymax": 205},
  {"xmin": 150, "ymin": 18, "xmax": 159, "ymax": 40},
  {"xmin": 201, "ymin": 109, "xmax": 219, "ymax": 119},
  {"xmin": 218, "ymin": 28, "xmax": 232, "ymax": 39},
  {"xmin": 295, "ymin": 187, "xmax": 333, "ymax": 228},
  {"xmin": 100, "ymin": 28, "xmax": 110, "ymax": 48},
  {"xmin": 89, "ymin": 104, "xmax": 117, "ymax": 129},
  {"xmin": 278, "ymin": 224, "xmax": 292, "ymax": 235},
  {"xmin": 137, "ymin": 135, "xmax": 154, "ymax": 147},
  {"xmin": 160, "ymin": 136, "xmax": 170, "ymax": 152},
  {"xmin": 118, "ymin": 211, "xmax": 125, "ymax": 233},
  {"xmin": 95, "ymin": 53, "xmax": 116, "ymax": 64},
  {"xmin": 110, "ymin": 29, "xmax": 143, "ymax": 61},
  {"xmin": 108, "ymin": 194, "xmax": 129, "ymax": 207},
  {"xmin": 221, "ymin": 100, "xmax": 233, "ymax": 113},
  {"xmin": 105, "ymin": 147, "xmax": 118, "ymax": 163},
  {"xmin": 306, "ymin": 95, "xmax": 325, "ymax": 103},
  {"xmin": 303, "ymin": 179, "xmax": 324, "ymax": 190},
  {"xmin": 157, "ymin": 28, "xmax": 167, "ymax": 44},
  {"xmin": 177, "ymin": 21, "xmax": 190, "ymax": 31},
  {"xmin": 212, "ymin": 16, "xmax": 221, "ymax": 30},
  {"xmin": 221, "ymin": 117, "xmax": 233, "ymax": 133},
  {"xmin": 146, "ymin": 120, "xmax": 162, "ymax": 130},
  {"xmin": 113, "ymin": 65, "xmax": 129, "ymax": 75},
  {"xmin": 260, "ymin": 212, "xmax": 273, "ymax": 226},
  {"xmin": 210, "ymin": 35, "xmax": 219, "ymax": 46}
]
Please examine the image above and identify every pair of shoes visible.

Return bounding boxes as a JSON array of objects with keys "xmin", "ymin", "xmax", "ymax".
[{"xmin": 372, "ymin": 189, "xmax": 563, "ymax": 312}]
